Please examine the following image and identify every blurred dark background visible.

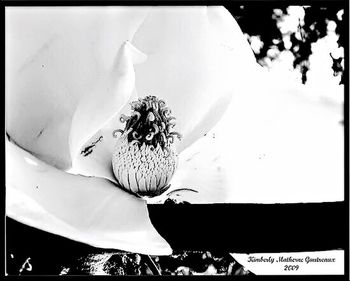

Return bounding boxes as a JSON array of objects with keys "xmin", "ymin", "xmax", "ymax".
[{"xmin": 226, "ymin": 4, "xmax": 345, "ymax": 85}]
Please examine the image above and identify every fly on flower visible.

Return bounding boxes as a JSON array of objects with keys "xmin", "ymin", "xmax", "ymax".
[{"xmin": 112, "ymin": 96, "xmax": 182, "ymax": 197}]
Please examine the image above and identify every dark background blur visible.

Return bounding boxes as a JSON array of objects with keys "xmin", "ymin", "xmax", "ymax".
[{"xmin": 226, "ymin": 4, "xmax": 345, "ymax": 86}]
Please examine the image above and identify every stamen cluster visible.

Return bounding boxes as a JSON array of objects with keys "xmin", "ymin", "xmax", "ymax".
[{"xmin": 112, "ymin": 96, "xmax": 181, "ymax": 198}]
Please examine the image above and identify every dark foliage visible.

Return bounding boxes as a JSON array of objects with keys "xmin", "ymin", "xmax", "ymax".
[
  {"xmin": 226, "ymin": 5, "xmax": 345, "ymax": 85},
  {"xmin": 66, "ymin": 251, "xmax": 253, "ymax": 276}
]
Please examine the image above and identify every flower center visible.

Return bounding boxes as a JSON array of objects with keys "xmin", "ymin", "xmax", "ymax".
[{"xmin": 113, "ymin": 95, "xmax": 181, "ymax": 149}]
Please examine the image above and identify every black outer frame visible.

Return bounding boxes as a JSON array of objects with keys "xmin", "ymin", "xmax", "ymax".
[
  {"xmin": 1, "ymin": 0, "xmax": 349, "ymax": 278},
  {"xmin": 344, "ymin": 0, "xmax": 349, "ymax": 278}
]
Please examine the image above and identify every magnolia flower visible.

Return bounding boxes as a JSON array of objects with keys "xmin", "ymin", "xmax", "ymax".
[
  {"xmin": 5, "ymin": 6, "xmax": 257, "ymax": 255},
  {"xmin": 6, "ymin": 5, "xmax": 343, "ymax": 258}
]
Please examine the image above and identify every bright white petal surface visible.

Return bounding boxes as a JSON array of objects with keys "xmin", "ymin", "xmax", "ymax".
[
  {"xmin": 69, "ymin": 41, "xmax": 147, "ymax": 168},
  {"xmin": 6, "ymin": 7, "xmax": 149, "ymax": 170},
  {"xmin": 132, "ymin": 6, "xmax": 257, "ymax": 153},
  {"xmin": 165, "ymin": 66, "xmax": 343, "ymax": 203},
  {"xmin": 70, "ymin": 6, "xmax": 256, "ymax": 182},
  {"xmin": 70, "ymin": 89, "xmax": 139, "ymax": 183},
  {"xmin": 6, "ymin": 139, "xmax": 172, "ymax": 255}
]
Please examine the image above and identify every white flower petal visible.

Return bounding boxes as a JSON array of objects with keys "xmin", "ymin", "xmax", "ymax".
[
  {"xmin": 66, "ymin": 6, "xmax": 259, "ymax": 191},
  {"xmin": 69, "ymin": 89, "xmax": 139, "ymax": 182},
  {"xmin": 69, "ymin": 41, "xmax": 147, "ymax": 164},
  {"xmin": 6, "ymin": 139, "xmax": 172, "ymax": 255},
  {"xmin": 166, "ymin": 68, "xmax": 343, "ymax": 203},
  {"xmin": 132, "ymin": 6, "xmax": 257, "ymax": 153},
  {"xmin": 206, "ymin": 6, "xmax": 256, "ymax": 66},
  {"xmin": 6, "ymin": 7, "xmax": 149, "ymax": 170},
  {"xmin": 45, "ymin": 6, "xmax": 257, "ymax": 188}
]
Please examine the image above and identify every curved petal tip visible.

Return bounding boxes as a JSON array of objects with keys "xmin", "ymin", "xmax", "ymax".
[{"xmin": 69, "ymin": 41, "xmax": 147, "ymax": 164}]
